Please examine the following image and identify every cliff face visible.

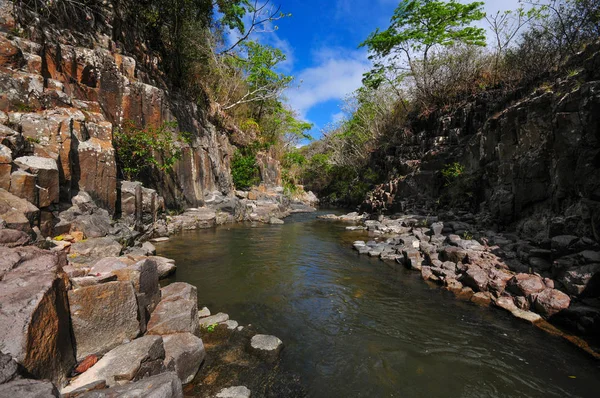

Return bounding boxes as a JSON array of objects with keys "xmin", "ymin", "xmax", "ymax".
[
  {"xmin": 364, "ymin": 42, "xmax": 600, "ymax": 242},
  {"xmin": 0, "ymin": 0, "xmax": 234, "ymax": 227}
]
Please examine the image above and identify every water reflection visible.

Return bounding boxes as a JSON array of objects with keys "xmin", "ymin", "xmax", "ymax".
[{"xmin": 159, "ymin": 212, "xmax": 599, "ymax": 398}]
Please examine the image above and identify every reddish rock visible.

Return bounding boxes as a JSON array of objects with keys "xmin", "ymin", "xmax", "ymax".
[
  {"xmin": 471, "ymin": 292, "xmax": 492, "ymax": 306},
  {"xmin": 461, "ymin": 265, "xmax": 489, "ymax": 292},
  {"xmin": 534, "ymin": 288, "xmax": 571, "ymax": 318},
  {"xmin": 76, "ymin": 138, "xmax": 117, "ymax": 214},
  {"xmin": 0, "ymin": 35, "xmax": 24, "ymax": 69},
  {"xmin": 73, "ymin": 355, "xmax": 98, "ymax": 375},
  {"xmin": 9, "ymin": 170, "xmax": 37, "ymax": 206},
  {"xmin": 506, "ymin": 273, "xmax": 546, "ymax": 297},
  {"xmin": 14, "ymin": 156, "xmax": 60, "ymax": 207},
  {"xmin": 0, "ymin": 188, "xmax": 39, "ymax": 231},
  {"xmin": 440, "ymin": 246, "xmax": 469, "ymax": 263}
]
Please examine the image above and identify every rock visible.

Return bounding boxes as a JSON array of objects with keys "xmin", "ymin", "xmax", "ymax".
[
  {"xmin": 471, "ymin": 292, "xmax": 492, "ymax": 306},
  {"xmin": 215, "ymin": 386, "xmax": 252, "ymax": 398},
  {"xmin": 534, "ymin": 289, "xmax": 571, "ymax": 318},
  {"xmin": 163, "ymin": 333, "xmax": 206, "ymax": 384},
  {"xmin": 198, "ymin": 307, "xmax": 211, "ymax": 318},
  {"xmin": 9, "ymin": 171, "xmax": 36, "ymax": 206},
  {"xmin": 0, "ymin": 188, "xmax": 39, "ymax": 232},
  {"xmin": 73, "ymin": 355, "xmax": 99, "ymax": 375},
  {"xmin": 0, "ymin": 247, "xmax": 75, "ymax": 387},
  {"xmin": 0, "ymin": 228, "xmax": 31, "ymax": 247},
  {"xmin": 89, "ymin": 257, "xmax": 128, "ymax": 276},
  {"xmin": 402, "ymin": 249, "xmax": 422, "ymax": 270},
  {"xmin": 579, "ymin": 250, "xmax": 600, "ymax": 264},
  {"xmin": 69, "ymin": 237, "xmax": 122, "ymax": 264},
  {"xmin": 61, "ymin": 380, "xmax": 106, "ymax": 397},
  {"xmin": 68, "ymin": 281, "xmax": 140, "ymax": 361},
  {"xmin": 559, "ymin": 263, "xmax": 600, "ymax": 296},
  {"xmin": 0, "ymin": 379, "xmax": 60, "ymax": 397},
  {"xmin": 76, "ymin": 138, "xmax": 117, "ymax": 215},
  {"xmin": 0, "ymin": 352, "xmax": 18, "ymax": 384},
  {"xmin": 269, "ymin": 217, "xmax": 284, "ymax": 225},
  {"xmin": 70, "ymin": 211, "xmax": 112, "ymax": 239},
  {"xmin": 61, "ymin": 335, "xmax": 166, "ymax": 394},
  {"xmin": 76, "ymin": 372, "xmax": 183, "ymax": 398},
  {"xmin": 528, "ymin": 256, "xmax": 552, "ymax": 271},
  {"xmin": 249, "ymin": 334, "xmax": 283, "ymax": 363},
  {"xmin": 440, "ymin": 246, "xmax": 468, "ymax": 263},
  {"xmin": 506, "ymin": 273, "xmax": 546, "ymax": 297},
  {"xmin": 222, "ymin": 320, "xmax": 239, "ymax": 330},
  {"xmin": 511, "ymin": 309, "xmax": 542, "ymax": 324},
  {"xmin": 142, "ymin": 241, "xmax": 156, "ymax": 255},
  {"xmin": 147, "ymin": 288, "xmax": 200, "ymax": 337},
  {"xmin": 430, "ymin": 222, "xmax": 444, "ymax": 236},
  {"xmin": 461, "ymin": 265, "xmax": 489, "ymax": 292},
  {"xmin": 199, "ymin": 313, "xmax": 229, "ymax": 328},
  {"xmin": 494, "ymin": 295, "xmax": 518, "ymax": 312},
  {"xmin": 14, "ymin": 156, "xmax": 59, "ymax": 207},
  {"xmin": 445, "ymin": 278, "xmax": 464, "ymax": 295},
  {"xmin": 150, "ymin": 237, "xmax": 170, "ymax": 243},
  {"xmin": 551, "ymin": 235, "xmax": 579, "ymax": 255}
]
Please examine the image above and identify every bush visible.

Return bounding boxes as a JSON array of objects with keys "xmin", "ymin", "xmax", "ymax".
[
  {"xmin": 114, "ymin": 120, "xmax": 187, "ymax": 181},
  {"xmin": 231, "ymin": 151, "xmax": 260, "ymax": 190}
]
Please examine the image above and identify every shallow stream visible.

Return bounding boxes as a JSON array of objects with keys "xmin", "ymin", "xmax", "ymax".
[{"xmin": 158, "ymin": 211, "xmax": 600, "ymax": 398}]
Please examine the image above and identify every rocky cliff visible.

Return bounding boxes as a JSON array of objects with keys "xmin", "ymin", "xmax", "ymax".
[{"xmin": 363, "ymin": 41, "xmax": 600, "ymax": 243}]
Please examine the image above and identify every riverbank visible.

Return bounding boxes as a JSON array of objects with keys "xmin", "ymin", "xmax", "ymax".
[
  {"xmin": 319, "ymin": 209, "xmax": 600, "ymax": 358},
  {"xmin": 0, "ymin": 185, "xmax": 315, "ymax": 396}
]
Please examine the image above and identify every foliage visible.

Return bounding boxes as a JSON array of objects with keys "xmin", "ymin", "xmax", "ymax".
[
  {"xmin": 206, "ymin": 323, "xmax": 217, "ymax": 332},
  {"xmin": 441, "ymin": 162, "xmax": 465, "ymax": 186},
  {"xmin": 231, "ymin": 151, "xmax": 260, "ymax": 190},
  {"xmin": 114, "ymin": 120, "xmax": 188, "ymax": 181}
]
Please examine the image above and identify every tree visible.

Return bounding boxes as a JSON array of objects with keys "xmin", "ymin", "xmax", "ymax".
[{"xmin": 360, "ymin": 0, "xmax": 486, "ymax": 101}]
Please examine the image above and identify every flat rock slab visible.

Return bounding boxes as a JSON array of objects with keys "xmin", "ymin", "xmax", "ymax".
[
  {"xmin": 76, "ymin": 371, "xmax": 183, "ymax": 398},
  {"xmin": 161, "ymin": 282, "xmax": 197, "ymax": 302},
  {"xmin": 200, "ymin": 313, "xmax": 229, "ymax": 328},
  {"xmin": 249, "ymin": 335, "xmax": 282, "ymax": 363},
  {"xmin": 68, "ymin": 281, "xmax": 140, "ymax": 360},
  {"xmin": 61, "ymin": 335, "xmax": 166, "ymax": 394},
  {"xmin": 163, "ymin": 333, "xmax": 206, "ymax": 384},
  {"xmin": 0, "ymin": 379, "xmax": 60, "ymax": 397},
  {"xmin": 70, "ymin": 237, "xmax": 122, "ymax": 265},
  {"xmin": 147, "ymin": 297, "xmax": 200, "ymax": 337},
  {"xmin": 215, "ymin": 386, "xmax": 252, "ymax": 398}
]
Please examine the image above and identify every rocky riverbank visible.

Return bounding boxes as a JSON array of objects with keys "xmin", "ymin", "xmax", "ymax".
[{"xmin": 320, "ymin": 209, "xmax": 600, "ymax": 357}]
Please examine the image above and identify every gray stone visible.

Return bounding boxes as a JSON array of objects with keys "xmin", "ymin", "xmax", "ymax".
[
  {"xmin": 70, "ymin": 238, "xmax": 122, "ymax": 264},
  {"xmin": 147, "ymin": 290, "xmax": 200, "ymax": 337},
  {"xmin": 68, "ymin": 282, "xmax": 140, "ymax": 361},
  {"xmin": 249, "ymin": 334, "xmax": 282, "ymax": 363},
  {"xmin": 199, "ymin": 313, "xmax": 229, "ymax": 328},
  {"xmin": 77, "ymin": 372, "xmax": 183, "ymax": 398},
  {"xmin": 161, "ymin": 282, "xmax": 197, "ymax": 302},
  {"xmin": 152, "ymin": 256, "xmax": 177, "ymax": 279},
  {"xmin": 0, "ymin": 379, "xmax": 59, "ymax": 397},
  {"xmin": 215, "ymin": 386, "xmax": 251, "ymax": 398},
  {"xmin": 430, "ymin": 222, "xmax": 444, "ymax": 236},
  {"xmin": 163, "ymin": 333, "xmax": 206, "ymax": 384},
  {"xmin": 222, "ymin": 320, "xmax": 239, "ymax": 330},
  {"xmin": 269, "ymin": 217, "xmax": 284, "ymax": 225},
  {"xmin": 559, "ymin": 263, "xmax": 600, "ymax": 295},
  {"xmin": 198, "ymin": 307, "xmax": 211, "ymax": 318},
  {"xmin": 61, "ymin": 335, "xmax": 166, "ymax": 394},
  {"xmin": 506, "ymin": 273, "xmax": 546, "ymax": 297},
  {"xmin": 14, "ymin": 156, "xmax": 59, "ymax": 207},
  {"xmin": 0, "ymin": 352, "xmax": 18, "ymax": 384},
  {"xmin": 0, "ymin": 228, "xmax": 31, "ymax": 247}
]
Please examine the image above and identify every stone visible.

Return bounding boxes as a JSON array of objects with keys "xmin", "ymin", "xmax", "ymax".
[
  {"xmin": 534, "ymin": 288, "xmax": 571, "ymax": 318},
  {"xmin": 76, "ymin": 372, "xmax": 183, "ymax": 398},
  {"xmin": 61, "ymin": 335, "xmax": 166, "ymax": 394},
  {"xmin": 528, "ymin": 256, "xmax": 552, "ymax": 271},
  {"xmin": 0, "ymin": 247, "xmax": 75, "ymax": 387},
  {"xmin": 163, "ymin": 333, "xmax": 206, "ymax": 384},
  {"xmin": 89, "ymin": 257, "xmax": 128, "ymax": 276},
  {"xmin": 402, "ymin": 249, "xmax": 422, "ymax": 270},
  {"xmin": 61, "ymin": 380, "xmax": 106, "ymax": 397},
  {"xmin": 430, "ymin": 222, "xmax": 444, "ymax": 236},
  {"xmin": 506, "ymin": 273, "xmax": 546, "ymax": 297},
  {"xmin": 0, "ymin": 352, "xmax": 18, "ymax": 384},
  {"xmin": 559, "ymin": 263, "xmax": 600, "ymax": 296},
  {"xmin": 511, "ymin": 309, "xmax": 542, "ymax": 324},
  {"xmin": 74, "ymin": 355, "xmax": 99, "ymax": 375},
  {"xmin": 161, "ymin": 282, "xmax": 197, "ymax": 302},
  {"xmin": 14, "ymin": 156, "xmax": 59, "ymax": 207},
  {"xmin": 147, "ymin": 295, "xmax": 200, "ymax": 337},
  {"xmin": 551, "ymin": 235, "xmax": 579, "ymax": 253},
  {"xmin": 222, "ymin": 320, "xmax": 239, "ymax": 330},
  {"xmin": 69, "ymin": 237, "xmax": 122, "ymax": 264},
  {"xmin": 269, "ymin": 217, "xmax": 284, "ymax": 225},
  {"xmin": 76, "ymin": 138, "xmax": 117, "ymax": 215},
  {"xmin": 70, "ymin": 211, "xmax": 112, "ymax": 239},
  {"xmin": 440, "ymin": 246, "xmax": 468, "ymax": 263},
  {"xmin": 249, "ymin": 334, "xmax": 283, "ymax": 363},
  {"xmin": 494, "ymin": 296, "xmax": 518, "ymax": 312},
  {"xmin": 68, "ymin": 282, "xmax": 140, "ymax": 361},
  {"xmin": 9, "ymin": 170, "xmax": 37, "ymax": 205},
  {"xmin": 0, "ymin": 379, "xmax": 60, "ymax": 397},
  {"xmin": 151, "ymin": 256, "xmax": 177, "ymax": 279},
  {"xmin": 199, "ymin": 313, "xmax": 229, "ymax": 328},
  {"xmin": 471, "ymin": 292, "xmax": 492, "ymax": 306},
  {"xmin": 461, "ymin": 265, "xmax": 489, "ymax": 292},
  {"xmin": 0, "ymin": 188, "xmax": 39, "ymax": 231},
  {"xmin": 198, "ymin": 307, "xmax": 211, "ymax": 318},
  {"xmin": 216, "ymin": 386, "xmax": 252, "ymax": 398},
  {"xmin": 0, "ymin": 228, "xmax": 31, "ymax": 247},
  {"xmin": 579, "ymin": 250, "xmax": 600, "ymax": 264}
]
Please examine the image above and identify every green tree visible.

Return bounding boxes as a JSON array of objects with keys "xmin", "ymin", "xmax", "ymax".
[{"xmin": 360, "ymin": 0, "xmax": 486, "ymax": 100}]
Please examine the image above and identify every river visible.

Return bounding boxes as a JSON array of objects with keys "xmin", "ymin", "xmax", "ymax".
[{"xmin": 157, "ymin": 211, "xmax": 599, "ymax": 398}]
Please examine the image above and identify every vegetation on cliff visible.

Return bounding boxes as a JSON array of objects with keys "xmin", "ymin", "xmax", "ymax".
[{"xmin": 298, "ymin": 0, "xmax": 600, "ymax": 206}]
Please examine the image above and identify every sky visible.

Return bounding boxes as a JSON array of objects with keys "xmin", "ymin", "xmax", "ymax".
[{"xmin": 247, "ymin": 0, "xmax": 523, "ymax": 140}]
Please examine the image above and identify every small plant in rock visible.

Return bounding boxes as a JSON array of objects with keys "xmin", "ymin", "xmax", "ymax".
[
  {"xmin": 206, "ymin": 323, "xmax": 218, "ymax": 333},
  {"xmin": 441, "ymin": 162, "xmax": 465, "ymax": 186},
  {"xmin": 114, "ymin": 120, "xmax": 188, "ymax": 181},
  {"xmin": 462, "ymin": 231, "xmax": 473, "ymax": 240}
]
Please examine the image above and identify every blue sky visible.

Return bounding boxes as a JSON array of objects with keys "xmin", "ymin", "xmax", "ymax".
[{"xmin": 249, "ymin": 0, "xmax": 522, "ymax": 140}]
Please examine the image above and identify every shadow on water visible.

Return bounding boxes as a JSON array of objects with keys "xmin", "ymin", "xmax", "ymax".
[{"xmin": 158, "ymin": 211, "xmax": 600, "ymax": 398}]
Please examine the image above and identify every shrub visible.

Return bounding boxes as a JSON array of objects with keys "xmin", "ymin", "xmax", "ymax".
[
  {"xmin": 114, "ymin": 120, "xmax": 187, "ymax": 181},
  {"xmin": 231, "ymin": 151, "xmax": 260, "ymax": 190},
  {"xmin": 441, "ymin": 162, "xmax": 465, "ymax": 186}
]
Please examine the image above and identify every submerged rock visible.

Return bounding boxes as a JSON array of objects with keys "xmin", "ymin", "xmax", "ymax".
[
  {"xmin": 215, "ymin": 386, "xmax": 252, "ymax": 398},
  {"xmin": 249, "ymin": 334, "xmax": 283, "ymax": 363}
]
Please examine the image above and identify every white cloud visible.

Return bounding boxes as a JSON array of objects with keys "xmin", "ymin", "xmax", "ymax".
[
  {"xmin": 285, "ymin": 48, "xmax": 370, "ymax": 119},
  {"xmin": 331, "ymin": 111, "xmax": 346, "ymax": 124}
]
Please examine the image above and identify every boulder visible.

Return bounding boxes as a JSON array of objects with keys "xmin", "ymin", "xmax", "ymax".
[
  {"xmin": 76, "ymin": 138, "xmax": 117, "ymax": 215},
  {"xmin": 9, "ymin": 170, "xmax": 36, "ymax": 205},
  {"xmin": 68, "ymin": 281, "xmax": 140, "ymax": 361},
  {"xmin": 216, "ymin": 386, "xmax": 252, "ymax": 398},
  {"xmin": 249, "ymin": 334, "xmax": 282, "ymax": 363},
  {"xmin": 147, "ymin": 286, "xmax": 200, "ymax": 336},
  {"xmin": 70, "ymin": 211, "xmax": 112, "ymax": 238},
  {"xmin": 89, "ymin": 257, "xmax": 128, "ymax": 277},
  {"xmin": 402, "ymin": 249, "xmax": 422, "ymax": 270},
  {"xmin": 440, "ymin": 246, "xmax": 469, "ymax": 263},
  {"xmin": 69, "ymin": 237, "xmax": 122, "ymax": 264},
  {"xmin": 471, "ymin": 292, "xmax": 492, "ymax": 306},
  {"xmin": 0, "ymin": 352, "xmax": 18, "ymax": 384},
  {"xmin": 163, "ymin": 333, "xmax": 206, "ymax": 384},
  {"xmin": 76, "ymin": 372, "xmax": 183, "ymax": 398},
  {"xmin": 461, "ymin": 265, "xmax": 489, "ymax": 292},
  {"xmin": 152, "ymin": 256, "xmax": 177, "ymax": 279},
  {"xmin": 199, "ymin": 312, "xmax": 229, "ymax": 328},
  {"xmin": 534, "ymin": 288, "xmax": 571, "ymax": 318},
  {"xmin": 0, "ymin": 247, "xmax": 75, "ymax": 387},
  {"xmin": 0, "ymin": 379, "xmax": 60, "ymax": 397},
  {"xmin": 61, "ymin": 335, "xmax": 166, "ymax": 394},
  {"xmin": 506, "ymin": 273, "xmax": 546, "ymax": 297},
  {"xmin": 558, "ymin": 263, "xmax": 600, "ymax": 296},
  {"xmin": 13, "ymin": 156, "xmax": 59, "ymax": 207},
  {"xmin": 0, "ymin": 228, "xmax": 31, "ymax": 247},
  {"xmin": 0, "ymin": 188, "xmax": 39, "ymax": 231}
]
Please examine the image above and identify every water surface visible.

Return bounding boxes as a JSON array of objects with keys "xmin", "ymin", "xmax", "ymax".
[{"xmin": 158, "ymin": 211, "xmax": 599, "ymax": 398}]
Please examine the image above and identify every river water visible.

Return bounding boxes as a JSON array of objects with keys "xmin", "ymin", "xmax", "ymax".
[{"xmin": 158, "ymin": 211, "xmax": 600, "ymax": 398}]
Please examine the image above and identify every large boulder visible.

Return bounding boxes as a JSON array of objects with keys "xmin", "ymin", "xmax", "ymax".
[
  {"xmin": 0, "ymin": 352, "xmax": 18, "ymax": 384},
  {"xmin": 8, "ymin": 170, "xmax": 36, "ymax": 205},
  {"xmin": 0, "ymin": 379, "xmax": 60, "ymax": 397},
  {"xmin": 69, "ymin": 237, "xmax": 122, "ymax": 265},
  {"xmin": 68, "ymin": 281, "xmax": 140, "ymax": 361},
  {"xmin": 558, "ymin": 263, "xmax": 600, "ymax": 296},
  {"xmin": 0, "ymin": 247, "xmax": 75, "ymax": 387},
  {"xmin": 163, "ymin": 333, "xmax": 206, "ymax": 384},
  {"xmin": 76, "ymin": 371, "xmax": 183, "ymax": 398},
  {"xmin": 76, "ymin": 138, "xmax": 117, "ymax": 215},
  {"xmin": 461, "ymin": 265, "xmax": 489, "ymax": 292},
  {"xmin": 506, "ymin": 273, "xmax": 546, "ymax": 297},
  {"xmin": 534, "ymin": 288, "xmax": 571, "ymax": 318},
  {"xmin": 0, "ymin": 228, "xmax": 31, "ymax": 247},
  {"xmin": 61, "ymin": 335, "xmax": 166, "ymax": 394},
  {"xmin": 147, "ymin": 284, "xmax": 200, "ymax": 337},
  {"xmin": 14, "ymin": 156, "xmax": 59, "ymax": 207}
]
